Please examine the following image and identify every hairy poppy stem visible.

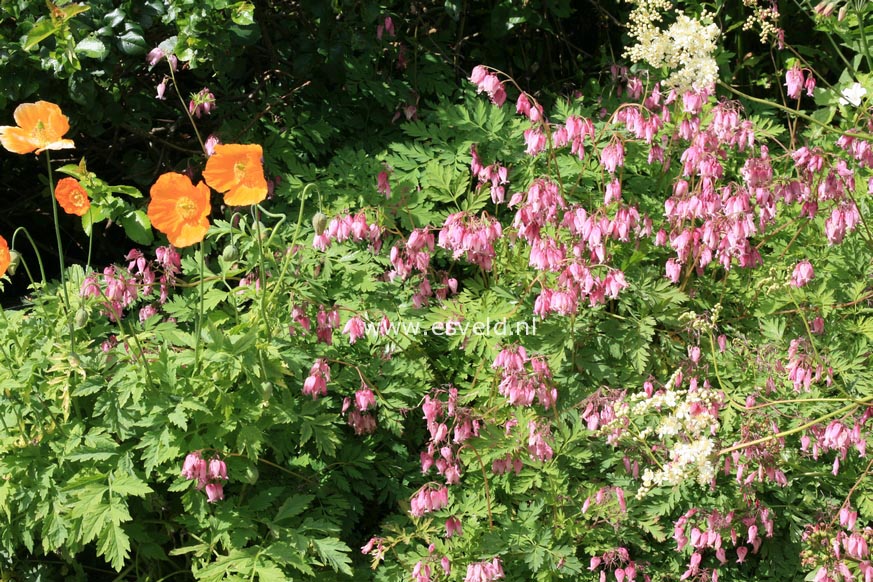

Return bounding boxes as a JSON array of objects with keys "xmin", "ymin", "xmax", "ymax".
[
  {"xmin": 85, "ymin": 211, "xmax": 93, "ymax": 272},
  {"xmin": 194, "ymin": 240, "xmax": 205, "ymax": 371},
  {"xmin": 11, "ymin": 226, "xmax": 46, "ymax": 284},
  {"xmin": 45, "ymin": 152, "xmax": 76, "ymax": 356},
  {"xmin": 253, "ymin": 210, "xmax": 270, "ymax": 340},
  {"xmin": 265, "ymin": 187, "xmax": 308, "ymax": 308}
]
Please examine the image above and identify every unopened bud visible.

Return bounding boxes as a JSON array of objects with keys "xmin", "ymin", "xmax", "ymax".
[
  {"xmin": 814, "ymin": 1, "xmax": 836, "ymax": 16},
  {"xmin": 221, "ymin": 244, "xmax": 239, "ymax": 262},
  {"xmin": 7, "ymin": 250, "xmax": 21, "ymax": 276},
  {"xmin": 261, "ymin": 381, "xmax": 273, "ymax": 404},
  {"xmin": 74, "ymin": 308, "xmax": 90, "ymax": 329},
  {"xmin": 312, "ymin": 212, "xmax": 328, "ymax": 236},
  {"xmin": 838, "ymin": 5, "xmax": 848, "ymax": 20}
]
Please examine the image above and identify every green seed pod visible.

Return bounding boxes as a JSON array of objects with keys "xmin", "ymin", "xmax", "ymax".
[
  {"xmin": 312, "ymin": 212, "xmax": 328, "ymax": 236},
  {"xmin": 74, "ymin": 307, "xmax": 89, "ymax": 329},
  {"xmin": 260, "ymin": 381, "xmax": 273, "ymax": 409},
  {"xmin": 6, "ymin": 250, "xmax": 21, "ymax": 276},
  {"xmin": 222, "ymin": 244, "xmax": 239, "ymax": 262}
]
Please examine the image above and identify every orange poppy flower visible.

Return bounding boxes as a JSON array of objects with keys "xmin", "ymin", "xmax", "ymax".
[
  {"xmin": 0, "ymin": 235, "xmax": 9, "ymax": 279},
  {"xmin": 147, "ymin": 172, "xmax": 211, "ymax": 247},
  {"xmin": 202, "ymin": 143, "xmax": 268, "ymax": 206},
  {"xmin": 55, "ymin": 177, "xmax": 91, "ymax": 216},
  {"xmin": 0, "ymin": 101, "xmax": 75, "ymax": 155}
]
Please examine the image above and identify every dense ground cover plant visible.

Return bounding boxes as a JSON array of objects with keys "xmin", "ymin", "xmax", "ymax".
[{"xmin": 4, "ymin": 1, "xmax": 873, "ymax": 581}]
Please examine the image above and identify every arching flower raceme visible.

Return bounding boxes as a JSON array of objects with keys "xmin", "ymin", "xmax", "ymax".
[
  {"xmin": 202, "ymin": 143, "xmax": 268, "ymax": 206},
  {"xmin": 55, "ymin": 177, "xmax": 91, "ymax": 216},
  {"xmin": 147, "ymin": 172, "xmax": 211, "ymax": 247},
  {"xmin": 0, "ymin": 101, "xmax": 75, "ymax": 155},
  {"xmin": 0, "ymin": 235, "xmax": 10, "ymax": 279}
]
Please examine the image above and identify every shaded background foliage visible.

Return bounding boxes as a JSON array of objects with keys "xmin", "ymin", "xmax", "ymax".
[{"xmin": 0, "ymin": 0, "xmax": 623, "ymax": 306}]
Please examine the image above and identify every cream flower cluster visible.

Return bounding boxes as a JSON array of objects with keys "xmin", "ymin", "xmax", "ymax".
[
  {"xmin": 624, "ymin": 1, "xmax": 720, "ymax": 91},
  {"xmin": 741, "ymin": 0, "xmax": 781, "ymax": 45},
  {"xmin": 605, "ymin": 369, "xmax": 722, "ymax": 498}
]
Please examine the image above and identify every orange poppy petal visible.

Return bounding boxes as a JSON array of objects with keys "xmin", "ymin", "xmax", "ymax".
[
  {"xmin": 14, "ymin": 102, "xmax": 50, "ymax": 131},
  {"xmin": 202, "ymin": 157, "xmax": 238, "ymax": 193},
  {"xmin": 0, "ymin": 235, "xmax": 9, "ymax": 279},
  {"xmin": 2, "ymin": 101, "xmax": 74, "ymax": 155},
  {"xmin": 36, "ymin": 138, "xmax": 75, "ymax": 154},
  {"xmin": 0, "ymin": 126, "xmax": 39, "ymax": 154},
  {"xmin": 148, "ymin": 173, "xmax": 211, "ymax": 247},
  {"xmin": 171, "ymin": 220, "xmax": 211, "ymax": 248},
  {"xmin": 224, "ymin": 178, "xmax": 269, "ymax": 206},
  {"xmin": 55, "ymin": 177, "xmax": 91, "ymax": 216},
  {"xmin": 203, "ymin": 143, "xmax": 268, "ymax": 206}
]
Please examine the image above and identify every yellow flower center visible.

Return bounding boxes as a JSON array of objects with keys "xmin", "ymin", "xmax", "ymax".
[
  {"xmin": 233, "ymin": 160, "xmax": 248, "ymax": 182},
  {"xmin": 33, "ymin": 120, "xmax": 47, "ymax": 143},
  {"xmin": 71, "ymin": 191, "xmax": 85, "ymax": 207},
  {"xmin": 176, "ymin": 197, "xmax": 197, "ymax": 220}
]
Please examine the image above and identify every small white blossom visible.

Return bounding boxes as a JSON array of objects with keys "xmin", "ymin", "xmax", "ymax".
[{"xmin": 839, "ymin": 82, "xmax": 867, "ymax": 107}]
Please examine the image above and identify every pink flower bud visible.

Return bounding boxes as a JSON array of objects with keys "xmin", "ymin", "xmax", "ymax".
[{"xmin": 205, "ymin": 482, "xmax": 224, "ymax": 503}]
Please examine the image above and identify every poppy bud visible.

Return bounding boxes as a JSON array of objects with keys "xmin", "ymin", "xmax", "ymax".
[
  {"xmin": 7, "ymin": 250, "xmax": 21, "ymax": 276},
  {"xmin": 74, "ymin": 307, "xmax": 90, "ymax": 329},
  {"xmin": 261, "ymin": 381, "xmax": 273, "ymax": 404},
  {"xmin": 221, "ymin": 244, "xmax": 239, "ymax": 262},
  {"xmin": 312, "ymin": 212, "xmax": 328, "ymax": 235}
]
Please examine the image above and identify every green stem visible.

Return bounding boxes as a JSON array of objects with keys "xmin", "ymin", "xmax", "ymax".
[
  {"xmin": 253, "ymin": 209, "xmax": 270, "ymax": 340},
  {"xmin": 194, "ymin": 241, "xmax": 205, "ymax": 371},
  {"xmin": 718, "ymin": 396, "xmax": 873, "ymax": 456},
  {"xmin": 265, "ymin": 190, "xmax": 308, "ymax": 308},
  {"xmin": 120, "ymin": 319, "xmax": 155, "ymax": 391},
  {"xmin": 256, "ymin": 205, "xmax": 288, "ymax": 249},
  {"xmin": 11, "ymin": 226, "xmax": 46, "ymax": 283},
  {"xmin": 45, "ymin": 152, "xmax": 75, "ymax": 356},
  {"xmin": 167, "ymin": 62, "xmax": 206, "ymax": 154},
  {"xmin": 718, "ymin": 81, "xmax": 873, "ymax": 141},
  {"xmin": 85, "ymin": 211, "xmax": 93, "ymax": 271},
  {"xmin": 857, "ymin": 5, "xmax": 873, "ymax": 73}
]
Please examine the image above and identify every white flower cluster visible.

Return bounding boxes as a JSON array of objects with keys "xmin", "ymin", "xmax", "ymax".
[
  {"xmin": 622, "ymin": 370, "xmax": 721, "ymax": 498},
  {"xmin": 624, "ymin": 1, "xmax": 721, "ymax": 91}
]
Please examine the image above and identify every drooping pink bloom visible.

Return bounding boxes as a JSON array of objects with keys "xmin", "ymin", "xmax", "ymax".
[
  {"xmin": 445, "ymin": 516, "xmax": 463, "ymax": 538},
  {"xmin": 208, "ymin": 457, "xmax": 228, "ymax": 481},
  {"xmin": 139, "ymin": 304, "xmax": 158, "ymax": 322},
  {"xmin": 790, "ymin": 260, "xmax": 814, "ymax": 287},
  {"xmin": 355, "ymin": 388, "xmax": 376, "ymax": 411},
  {"xmin": 469, "ymin": 65, "xmax": 506, "ymax": 107},
  {"xmin": 204, "ymin": 134, "xmax": 220, "ymax": 156},
  {"xmin": 377, "ymin": 169, "xmax": 391, "ymax": 197},
  {"xmin": 342, "ymin": 315, "xmax": 366, "ymax": 344},
  {"xmin": 805, "ymin": 74, "xmax": 816, "ymax": 96},
  {"xmin": 156, "ymin": 79, "xmax": 168, "ymax": 100},
  {"xmin": 464, "ymin": 557, "xmax": 504, "ymax": 582},
  {"xmin": 409, "ymin": 485, "xmax": 449, "ymax": 517},
  {"xmin": 303, "ymin": 358, "xmax": 330, "ymax": 398},
  {"xmin": 347, "ymin": 410, "xmax": 377, "ymax": 435},
  {"xmin": 600, "ymin": 141, "xmax": 625, "ymax": 173},
  {"xmin": 181, "ymin": 452, "xmax": 206, "ymax": 483},
  {"xmin": 146, "ymin": 47, "xmax": 165, "ymax": 67},
  {"xmin": 786, "ymin": 65, "xmax": 804, "ymax": 99},
  {"xmin": 188, "ymin": 88, "xmax": 216, "ymax": 118},
  {"xmin": 377, "ymin": 15, "xmax": 395, "ymax": 40},
  {"xmin": 204, "ymin": 482, "xmax": 224, "ymax": 503}
]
